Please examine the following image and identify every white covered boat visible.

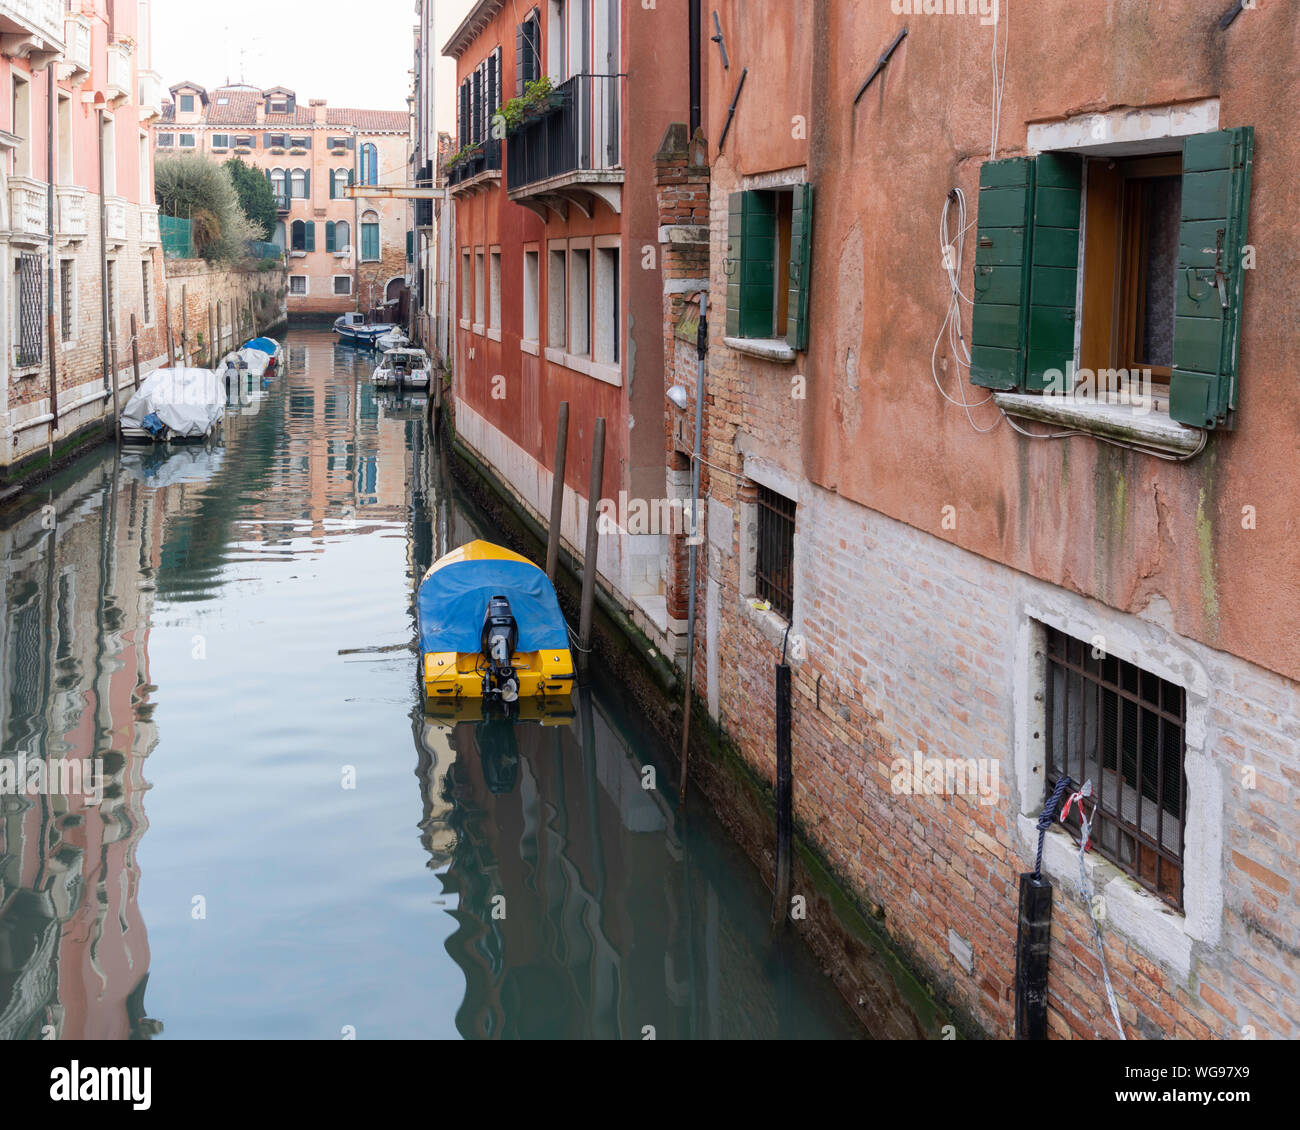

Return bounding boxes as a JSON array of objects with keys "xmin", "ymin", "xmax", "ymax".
[
  {"xmin": 218, "ymin": 347, "xmax": 272, "ymax": 378},
  {"xmin": 371, "ymin": 347, "xmax": 431, "ymax": 389},
  {"xmin": 376, "ymin": 327, "xmax": 410, "ymax": 351},
  {"xmin": 120, "ymin": 367, "xmax": 225, "ymax": 443}
]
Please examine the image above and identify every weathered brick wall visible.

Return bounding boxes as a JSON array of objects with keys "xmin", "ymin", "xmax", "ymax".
[
  {"xmin": 695, "ymin": 155, "xmax": 1299, "ymax": 1040},
  {"xmin": 162, "ymin": 259, "xmax": 287, "ymax": 365}
]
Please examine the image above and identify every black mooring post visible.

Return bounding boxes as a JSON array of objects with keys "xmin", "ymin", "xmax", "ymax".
[
  {"xmin": 1015, "ymin": 873, "xmax": 1053, "ymax": 1039},
  {"xmin": 772, "ymin": 660, "xmax": 793, "ymax": 928}
]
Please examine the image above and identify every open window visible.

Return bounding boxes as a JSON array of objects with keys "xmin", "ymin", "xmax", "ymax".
[{"xmin": 725, "ymin": 185, "xmax": 814, "ymax": 354}]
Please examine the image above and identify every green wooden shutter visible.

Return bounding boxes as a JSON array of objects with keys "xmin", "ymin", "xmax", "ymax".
[
  {"xmin": 786, "ymin": 184, "xmax": 813, "ymax": 352},
  {"xmin": 971, "ymin": 157, "xmax": 1034, "ymax": 390},
  {"xmin": 724, "ymin": 191, "xmax": 777, "ymax": 339},
  {"xmin": 303, "ymin": 169, "xmax": 311, "ymax": 199},
  {"xmin": 326, "ymin": 222, "xmax": 336, "ymax": 253},
  {"xmin": 305, "ymin": 222, "xmax": 315, "ymax": 252},
  {"xmin": 1171, "ymin": 127, "xmax": 1253, "ymax": 429},
  {"xmin": 1026, "ymin": 152, "xmax": 1082, "ymax": 391}
]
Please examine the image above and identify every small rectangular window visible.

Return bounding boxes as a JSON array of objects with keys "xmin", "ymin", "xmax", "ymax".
[
  {"xmin": 141, "ymin": 259, "xmax": 153, "ymax": 325},
  {"xmin": 489, "ymin": 249, "xmax": 501, "ymax": 333},
  {"xmin": 755, "ymin": 484, "xmax": 795, "ymax": 621},
  {"xmin": 547, "ymin": 247, "xmax": 566, "ymax": 348},
  {"xmin": 333, "ymin": 276, "xmax": 353, "ymax": 296},
  {"xmin": 157, "ymin": 133, "xmax": 174, "ymax": 148},
  {"xmin": 210, "ymin": 134, "xmax": 230, "ymax": 150},
  {"xmin": 523, "ymin": 249, "xmax": 540, "ymax": 343},
  {"xmin": 179, "ymin": 134, "xmax": 196, "ymax": 149},
  {"xmin": 361, "ymin": 223, "xmax": 380, "ymax": 262},
  {"xmin": 1044, "ymin": 627, "xmax": 1187, "ymax": 909},
  {"xmin": 568, "ymin": 247, "xmax": 590, "ymax": 357},
  {"xmin": 594, "ymin": 245, "xmax": 619, "ymax": 364},
  {"xmin": 461, "ymin": 248, "xmax": 472, "ymax": 320},
  {"xmin": 180, "ymin": 94, "xmax": 195, "ymax": 113},
  {"xmin": 290, "ymin": 136, "xmax": 310, "ymax": 149},
  {"xmin": 289, "ymin": 275, "xmax": 307, "ymax": 295},
  {"xmin": 474, "ymin": 250, "xmax": 485, "ymax": 330},
  {"xmin": 59, "ymin": 259, "xmax": 75, "ymax": 342},
  {"xmin": 235, "ymin": 135, "xmax": 253, "ymax": 148}
]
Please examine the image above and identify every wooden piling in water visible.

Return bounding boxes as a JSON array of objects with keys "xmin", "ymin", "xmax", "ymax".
[
  {"xmin": 181, "ymin": 285, "xmax": 188, "ymax": 365},
  {"xmin": 577, "ymin": 416, "xmax": 605, "ymax": 677},
  {"xmin": 772, "ymin": 659, "xmax": 793, "ymax": 928},
  {"xmin": 546, "ymin": 402, "xmax": 569, "ymax": 583},
  {"xmin": 130, "ymin": 314, "xmax": 140, "ymax": 389},
  {"xmin": 1014, "ymin": 875, "xmax": 1053, "ymax": 1039}
]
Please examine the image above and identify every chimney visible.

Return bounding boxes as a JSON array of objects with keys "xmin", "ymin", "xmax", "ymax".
[{"xmin": 310, "ymin": 98, "xmax": 327, "ymax": 124}]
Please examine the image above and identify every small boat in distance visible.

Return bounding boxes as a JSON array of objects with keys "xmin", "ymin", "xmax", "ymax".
[
  {"xmin": 417, "ymin": 541, "xmax": 575, "ymax": 711},
  {"xmin": 371, "ymin": 347, "xmax": 431, "ymax": 389},
  {"xmin": 242, "ymin": 336, "xmax": 283, "ymax": 370},
  {"xmin": 333, "ymin": 312, "xmax": 389, "ymax": 346},
  {"xmin": 120, "ymin": 368, "xmax": 224, "ymax": 443},
  {"xmin": 376, "ymin": 327, "xmax": 410, "ymax": 351}
]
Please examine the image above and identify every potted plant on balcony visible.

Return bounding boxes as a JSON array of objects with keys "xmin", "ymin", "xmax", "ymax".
[
  {"xmin": 501, "ymin": 77, "xmax": 562, "ymax": 136},
  {"xmin": 444, "ymin": 141, "xmax": 484, "ymax": 173}
]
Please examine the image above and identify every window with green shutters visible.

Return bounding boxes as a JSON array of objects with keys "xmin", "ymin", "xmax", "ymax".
[
  {"xmin": 725, "ymin": 185, "xmax": 814, "ymax": 351},
  {"xmin": 969, "ymin": 128, "xmax": 1252, "ymax": 431},
  {"xmin": 362, "ymin": 223, "xmax": 380, "ymax": 263},
  {"xmin": 326, "ymin": 222, "xmax": 337, "ymax": 254}
]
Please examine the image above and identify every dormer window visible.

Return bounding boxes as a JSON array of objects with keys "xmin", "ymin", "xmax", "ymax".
[
  {"xmin": 270, "ymin": 99, "xmax": 289, "ymax": 114},
  {"xmin": 180, "ymin": 94, "xmax": 195, "ymax": 113}
]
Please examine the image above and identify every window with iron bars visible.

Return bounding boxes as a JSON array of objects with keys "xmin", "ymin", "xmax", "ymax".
[
  {"xmin": 1044, "ymin": 626, "xmax": 1188, "ymax": 909},
  {"xmin": 59, "ymin": 259, "xmax": 74, "ymax": 342},
  {"xmin": 16, "ymin": 253, "xmax": 43, "ymax": 368},
  {"xmin": 755, "ymin": 484, "xmax": 795, "ymax": 621}
]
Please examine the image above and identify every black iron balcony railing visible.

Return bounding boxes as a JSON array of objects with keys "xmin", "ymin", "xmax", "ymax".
[
  {"xmin": 506, "ymin": 73, "xmax": 622, "ymax": 193},
  {"xmin": 274, "ymin": 192, "xmax": 291, "ymax": 213},
  {"xmin": 447, "ymin": 138, "xmax": 502, "ymax": 188}
]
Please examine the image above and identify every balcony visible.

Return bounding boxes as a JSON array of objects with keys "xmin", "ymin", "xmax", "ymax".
[
  {"xmin": 140, "ymin": 204, "xmax": 161, "ymax": 246},
  {"xmin": 505, "ymin": 73, "xmax": 624, "ymax": 219},
  {"xmin": 62, "ymin": 13, "xmax": 90, "ymax": 80},
  {"xmin": 106, "ymin": 41, "xmax": 132, "ymax": 106},
  {"xmin": 447, "ymin": 138, "xmax": 500, "ymax": 196},
  {"xmin": 137, "ymin": 69, "xmax": 164, "ymax": 122},
  {"xmin": 0, "ymin": 0, "xmax": 64, "ymax": 68},
  {"xmin": 104, "ymin": 195, "xmax": 127, "ymax": 247},
  {"xmin": 8, "ymin": 176, "xmax": 47, "ymax": 243},
  {"xmin": 56, "ymin": 185, "xmax": 87, "ymax": 241},
  {"xmin": 274, "ymin": 192, "xmax": 291, "ymax": 214}
]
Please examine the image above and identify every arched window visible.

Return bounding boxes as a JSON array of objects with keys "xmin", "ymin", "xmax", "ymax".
[
  {"xmin": 331, "ymin": 168, "xmax": 351, "ymax": 200},
  {"xmin": 360, "ymin": 211, "xmax": 380, "ymax": 262},
  {"xmin": 360, "ymin": 143, "xmax": 378, "ymax": 186},
  {"xmin": 270, "ymin": 168, "xmax": 286, "ymax": 197},
  {"xmin": 334, "ymin": 220, "xmax": 350, "ymax": 250},
  {"xmin": 291, "ymin": 220, "xmax": 306, "ymax": 251},
  {"xmin": 273, "ymin": 220, "xmax": 286, "ymax": 250},
  {"xmin": 290, "ymin": 168, "xmax": 308, "ymax": 199}
]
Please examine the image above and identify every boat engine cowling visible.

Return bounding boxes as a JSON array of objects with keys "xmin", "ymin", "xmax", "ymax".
[{"xmin": 481, "ymin": 595, "xmax": 520, "ymax": 703}]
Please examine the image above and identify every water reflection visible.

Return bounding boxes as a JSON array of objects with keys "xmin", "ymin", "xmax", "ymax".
[{"xmin": 0, "ymin": 329, "xmax": 880, "ymax": 1040}]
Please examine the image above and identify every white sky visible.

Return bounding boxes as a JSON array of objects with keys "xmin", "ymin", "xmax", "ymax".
[{"xmin": 153, "ymin": 0, "xmax": 422, "ymax": 112}]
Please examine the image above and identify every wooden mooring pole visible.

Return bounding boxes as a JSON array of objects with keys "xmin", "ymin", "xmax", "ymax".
[
  {"xmin": 546, "ymin": 402, "xmax": 569, "ymax": 583},
  {"xmin": 577, "ymin": 416, "xmax": 605, "ymax": 678},
  {"xmin": 1014, "ymin": 874, "xmax": 1053, "ymax": 1039},
  {"xmin": 772, "ymin": 654, "xmax": 793, "ymax": 928}
]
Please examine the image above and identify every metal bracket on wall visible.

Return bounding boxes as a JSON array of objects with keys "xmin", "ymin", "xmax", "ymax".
[
  {"xmin": 717, "ymin": 67, "xmax": 748, "ymax": 154},
  {"xmin": 854, "ymin": 27, "xmax": 908, "ymax": 106},
  {"xmin": 1217, "ymin": 1, "xmax": 1246, "ymax": 30},
  {"xmin": 711, "ymin": 10, "xmax": 729, "ymax": 69}
]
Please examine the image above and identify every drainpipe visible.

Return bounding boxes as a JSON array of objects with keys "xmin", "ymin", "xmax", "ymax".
[
  {"xmin": 46, "ymin": 63, "xmax": 58, "ymax": 430},
  {"xmin": 688, "ymin": 0, "xmax": 701, "ymax": 137},
  {"xmin": 98, "ymin": 107, "xmax": 110, "ymax": 399}
]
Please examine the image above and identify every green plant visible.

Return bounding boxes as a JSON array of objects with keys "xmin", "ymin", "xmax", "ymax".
[
  {"xmin": 444, "ymin": 141, "xmax": 484, "ymax": 171},
  {"xmin": 155, "ymin": 153, "xmax": 260, "ymax": 264},
  {"xmin": 498, "ymin": 76, "xmax": 557, "ymax": 135},
  {"xmin": 224, "ymin": 156, "xmax": 277, "ymax": 240}
]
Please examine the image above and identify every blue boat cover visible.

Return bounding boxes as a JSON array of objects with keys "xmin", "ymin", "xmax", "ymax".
[
  {"xmin": 244, "ymin": 337, "xmax": 279, "ymax": 356},
  {"xmin": 417, "ymin": 559, "xmax": 570, "ymax": 655}
]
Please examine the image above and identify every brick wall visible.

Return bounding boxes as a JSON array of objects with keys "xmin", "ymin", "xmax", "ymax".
[{"xmin": 162, "ymin": 259, "xmax": 287, "ymax": 366}]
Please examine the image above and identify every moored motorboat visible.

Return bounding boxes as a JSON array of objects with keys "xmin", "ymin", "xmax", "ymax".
[
  {"xmin": 120, "ymin": 368, "xmax": 224, "ymax": 443},
  {"xmin": 242, "ymin": 336, "xmax": 283, "ymax": 370},
  {"xmin": 333, "ymin": 312, "xmax": 389, "ymax": 346},
  {"xmin": 376, "ymin": 327, "xmax": 410, "ymax": 351},
  {"xmin": 371, "ymin": 347, "xmax": 431, "ymax": 389},
  {"xmin": 219, "ymin": 347, "xmax": 271, "ymax": 378},
  {"xmin": 417, "ymin": 541, "xmax": 575, "ymax": 709}
]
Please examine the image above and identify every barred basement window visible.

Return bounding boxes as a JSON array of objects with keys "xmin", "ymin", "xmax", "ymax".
[
  {"xmin": 289, "ymin": 275, "xmax": 307, "ymax": 295},
  {"xmin": 333, "ymin": 276, "xmax": 352, "ymax": 296},
  {"xmin": 59, "ymin": 259, "xmax": 75, "ymax": 342},
  {"xmin": 755, "ymin": 484, "xmax": 795, "ymax": 620},
  {"xmin": 141, "ymin": 259, "xmax": 153, "ymax": 325},
  {"xmin": 16, "ymin": 253, "xmax": 43, "ymax": 367},
  {"xmin": 1044, "ymin": 626, "xmax": 1187, "ymax": 909}
]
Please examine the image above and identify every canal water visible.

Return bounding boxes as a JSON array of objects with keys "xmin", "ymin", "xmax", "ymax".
[{"xmin": 0, "ymin": 328, "xmax": 866, "ymax": 1040}]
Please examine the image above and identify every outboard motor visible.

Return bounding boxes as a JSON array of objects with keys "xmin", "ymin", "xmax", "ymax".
[{"xmin": 480, "ymin": 595, "xmax": 520, "ymax": 703}]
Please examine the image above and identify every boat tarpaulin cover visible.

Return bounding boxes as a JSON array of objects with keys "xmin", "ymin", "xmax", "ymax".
[
  {"xmin": 121, "ymin": 368, "xmax": 224, "ymax": 438},
  {"xmin": 418, "ymin": 560, "xmax": 570, "ymax": 655},
  {"xmin": 244, "ymin": 337, "xmax": 280, "ymax": 356}
]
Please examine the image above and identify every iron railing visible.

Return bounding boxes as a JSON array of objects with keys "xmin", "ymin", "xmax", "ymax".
[
  {"xmin": 274, "ymin": 192, "xmax": 291, "ymax": 213},
  {"xmin": 447, "ymin": 138, "xmax": 501, "ymax": 188},
  {"xmin": 755, "ymin": 485, "xmax": 795, "ymax": 621},
  {"xmin": 1044, "ymin": 627, "xmax": 1187, "ymax": 909},
  {"xmin": 506, "ymin": 73, "xmax": 622, "ymax": 192}
]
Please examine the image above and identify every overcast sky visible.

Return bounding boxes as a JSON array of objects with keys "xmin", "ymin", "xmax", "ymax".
[{"xmin": 153, "ymin": 0, "xmax": 475, "ymax": 129}]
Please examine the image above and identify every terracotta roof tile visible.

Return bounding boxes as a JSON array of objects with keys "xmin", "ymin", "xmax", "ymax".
[{"xmin": 155, "ymin": 87, "xmax": 408, "ymax": 134}]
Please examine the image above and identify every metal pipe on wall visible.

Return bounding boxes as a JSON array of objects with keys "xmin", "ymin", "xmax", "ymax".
[
  {"xmin": 46, "ymin": 62, "xmax": 58, "ymax": 430},
  {"xmin": 97, "ymin": 108, "xmax": 111, "ymax": 401},
  {"xmin": 688, "ymin": 0, "xmax": 701, "ymax": 137}
]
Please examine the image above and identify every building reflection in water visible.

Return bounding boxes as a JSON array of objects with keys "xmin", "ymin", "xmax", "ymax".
[{"xmin": 0, "ymin": 460, "xmax": 170, "ymax": 1040}]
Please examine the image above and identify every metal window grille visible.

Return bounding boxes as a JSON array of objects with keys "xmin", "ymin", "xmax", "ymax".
[
  {"xmin": 141, "ymin": 260, "xmax": 152, "ymax": 325},
  {"xmin": 755, "ymin": 484, "xmax": 795, "ymax": 620},
  {"xmin": 106, "ymin": 260, "xmax": 117, "ymax": 336},
  {"xmin": 1044, "ymin": 627, "xmax": 1187, "ymax": 909},
  {"xmin": 17, "ymin": 253, "xmax": 43, "ymax": 368},
  {"xmin": 59, "ymin": 260, "xmax": 74, "ymax": 341}
]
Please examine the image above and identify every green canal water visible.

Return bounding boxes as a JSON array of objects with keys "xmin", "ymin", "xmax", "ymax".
[{"xmin": 0, "ymin": 328, "xmax": 870, "ymax": 1040}]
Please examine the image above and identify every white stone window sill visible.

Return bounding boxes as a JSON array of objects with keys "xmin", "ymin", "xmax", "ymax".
[
  {"xmin": 487, "ymin": 327, "xmax": 501, "ymax": 342},
  {"xmin": 472, "ymin": 323, "xmax": 484, "ymax": 336},
  {"xmin": 724, "ymin": 336, "xmax": 797, "ymax": 363},
  {"xmin": 543, "ymin": 346, "xmax": 621, "ymax": 387},
  {"xmin": 520, "ymin": 338, "xmax": 539, "ymax": 356},
  {"xmin": 740, "ymin": 595, "xmax": 791, "ymax": 651},
  {"xmin": 1016, "ymin": 816, "xmax": 1192, "ymax": 979},
  {"xmin": 994, "ymin": 392, "xmax": 1202, "ymax": 455},
  {"xmin": 13, "ymin": 363, "xmax": 41, "ymax": 378},
  {"xmin": 459, "ymin": 319, "xmax": 470, "ymax": 330}
]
